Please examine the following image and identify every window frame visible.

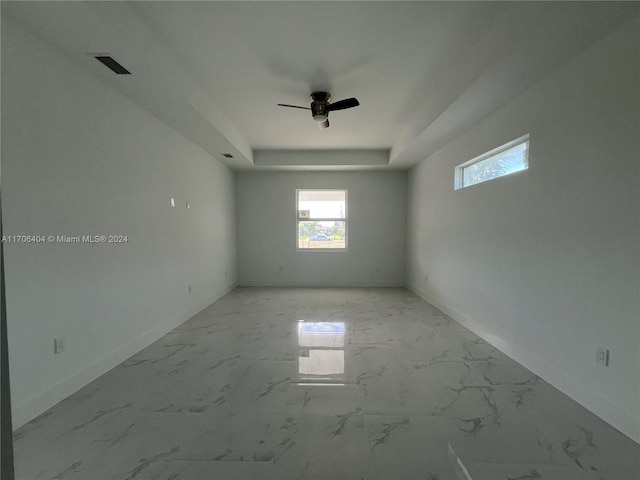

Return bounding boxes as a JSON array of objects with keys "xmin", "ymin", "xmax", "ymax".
[
  {"xmin": 296, "ymin": 189, "xmax": 348, "ymax": 252},
  {"xmin": 455, "ymin": 134, "xmax": 530, "ymax": 190}
]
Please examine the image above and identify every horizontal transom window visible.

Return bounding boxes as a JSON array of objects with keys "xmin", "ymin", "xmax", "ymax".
[{"xmin": 455, "ymin": 134, "xmax": 529, "ymax": 190}]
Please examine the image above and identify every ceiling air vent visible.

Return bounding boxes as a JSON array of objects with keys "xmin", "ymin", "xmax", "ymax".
[
  {"xmin": 222, "ymin": 153, "xmax": 234, "ymax": 159},
  {"xmin": 94, "ymin": 55, "xmax": 131, "ymax": 75}
]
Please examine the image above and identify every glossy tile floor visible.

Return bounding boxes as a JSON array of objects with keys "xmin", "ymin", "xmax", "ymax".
[{"xmin": 14, "ymin": 288, "xmax": 639, "ymax": 480}]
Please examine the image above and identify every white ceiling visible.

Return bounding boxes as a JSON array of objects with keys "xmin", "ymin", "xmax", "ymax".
[{"xmin": 4, "ymin": 1, "xmax": 638, "ymax": 170}]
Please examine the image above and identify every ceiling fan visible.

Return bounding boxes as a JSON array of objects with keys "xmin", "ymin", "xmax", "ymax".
[{"xmin": 278, "ymin": 92, "xmax": 360, "ymax": 129}]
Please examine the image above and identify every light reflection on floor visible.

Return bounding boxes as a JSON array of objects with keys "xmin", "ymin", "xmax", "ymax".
[{"xmin": 297, "ymin": 320, "xmax": 346, "ymax": 385}]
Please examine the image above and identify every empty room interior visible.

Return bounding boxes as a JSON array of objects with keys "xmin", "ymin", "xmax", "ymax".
[{"xmin": 1, "ymin": 1, "xmax": 639, "ymax": 479}]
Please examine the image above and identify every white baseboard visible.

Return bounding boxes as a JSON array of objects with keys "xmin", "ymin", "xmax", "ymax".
[
  {"xmin": 238, "ymin": 280, "xmax": 405, "ymax": 288},
  {"xmin": 406, "ymin": 283, "xmax": 640, "ymax": 445},
  {"xmin": 12, "ymin": 283, "xmax": 236, "ymax": 429}
]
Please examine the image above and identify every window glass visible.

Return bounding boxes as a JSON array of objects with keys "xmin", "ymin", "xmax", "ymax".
[{"xmin": 456, "ymin": 135, "xmax": 529, "ymax": 189}]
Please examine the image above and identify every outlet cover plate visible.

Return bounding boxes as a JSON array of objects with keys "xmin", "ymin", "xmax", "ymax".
[
  {"xmin": 54, "ymin": 337, "xmax": 66, "ymax": 354},
  {"xmin": 596, "ymin": 347, "xmax": 609, "ymax": 366}
]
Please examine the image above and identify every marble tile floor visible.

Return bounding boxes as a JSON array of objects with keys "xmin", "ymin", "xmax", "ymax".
[{"xmin": 13, "ymin": 287, "xmax": 640, "ymax": 480}]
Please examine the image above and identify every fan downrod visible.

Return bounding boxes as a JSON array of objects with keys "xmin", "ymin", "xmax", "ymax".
[{"xmin": 311, "ymin": 91, "xmax": 330, "ymax": 103}]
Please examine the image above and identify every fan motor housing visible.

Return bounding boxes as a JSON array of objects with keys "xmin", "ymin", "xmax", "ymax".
[
  {"xmin": 311, "ymin": 102, "xmax": 328, "ymax": 120},
  {"xmin": 311, "ymin": 91, "xmax": 330, "ymax": 121}
]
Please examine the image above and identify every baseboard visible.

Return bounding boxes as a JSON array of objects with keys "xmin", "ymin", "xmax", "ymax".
[
  {"xmin": 238, "ymin": 279, "xmax": 405, "ymax": 288},
  {"xmin": 12, "ymin": 283, "xmax": 236, "ymax": 429},
  {"xmin": 406, "ymin": 283, "xmax": 640, "ymax": 445}
]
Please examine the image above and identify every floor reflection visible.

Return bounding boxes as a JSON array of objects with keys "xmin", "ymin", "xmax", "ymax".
[{"xmin": 297, "ymin": 320, "xmax": 345, "ymax": 385}]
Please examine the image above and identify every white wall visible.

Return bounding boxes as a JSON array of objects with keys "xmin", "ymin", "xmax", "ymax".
[
  {"xmin": 406, "ymin": 17, "xmax": 639, "ymax": 443},
  {"xmin": 237, "ymin": 171, "xmax": 406, "ymax": 287},
  {"xmin": 1, "ymin": 17, "xmax": 237, "ymax": 427}
]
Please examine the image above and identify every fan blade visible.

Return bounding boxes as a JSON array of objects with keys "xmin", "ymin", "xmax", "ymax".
[
  {"xmin": 326, "ymin": 97, "xmax": 359, "ymax": 111},
  {"xmin": 277, "ymin": 103, "xmax": 311, "ymax": 110},
  {"xmin": 318, "ymin": 119, "xmax": 330, "ymax": 129}
]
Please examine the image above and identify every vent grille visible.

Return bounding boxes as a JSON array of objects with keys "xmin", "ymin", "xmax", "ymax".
[
  {"xmin": 222, "ymin": 153, "xmax": 234, "ymax": 158},
  {"xmin": 94, "ymin": 56, "xmax": 131, "ymax": 75}
]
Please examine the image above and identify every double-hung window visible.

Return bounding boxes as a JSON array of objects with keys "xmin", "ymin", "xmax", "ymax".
[{"xmin": 296, "ymin": 189, "xmax": 347, "ymax": 250}]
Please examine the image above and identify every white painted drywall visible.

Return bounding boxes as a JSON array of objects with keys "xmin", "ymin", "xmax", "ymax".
[
  {"xmin": 406, "ymin": 17, "xmax": 640, "ymax": 443},
  {"xmin": 253, "ymin": 149, "xmax": 389, "ymax": 167},
  {"xmin": 1, "ymin": 17, "xmax": 237, "ymax": 427},
  {"xmin": 236, "ymin": 171, "xmax": 406, "ymax": 286}
]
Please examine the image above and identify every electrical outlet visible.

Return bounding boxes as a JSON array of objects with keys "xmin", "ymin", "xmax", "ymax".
[
  {"xmin": 54, "ymin": 337, "xmax": 66, "ymax": 354},
  {"xmin": 170, "ymin": 197, "xmax": 176, "ymax": 207},
  {"xmin": 596, "ymin": 347, "xmax": 610, "ymax": 366}
]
